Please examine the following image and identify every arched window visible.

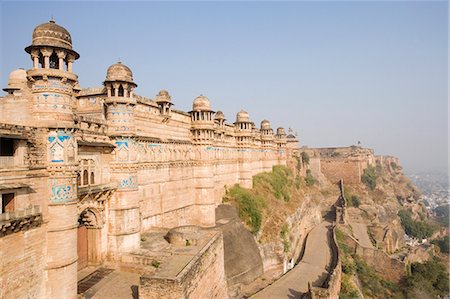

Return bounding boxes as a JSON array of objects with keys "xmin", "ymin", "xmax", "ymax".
[
  {"xmin": 90, "ymin": 172, "xmax": 95, "ymax": 184},
  {"xmin": 77, "ymin": 173, "xmax": 81, "ymax": 186},
  {"xmin": 83, "ymin": 169, "xmax": 89, "ymax": 185},
  {"xmin": 118, "ymin": 85, "xmax": 124, "ymax": 97},
  {"xmin": 49, "ymin": 52, "xmax": 59, "ymax": 69}
]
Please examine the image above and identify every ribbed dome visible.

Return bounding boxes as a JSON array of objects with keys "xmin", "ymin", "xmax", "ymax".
[
  {"xmin": 105, "ymin": 62, "xmax": 135, "ymax": 85},
  {"xmin": 25, "ymin": 19, "xmax": 79, "ymax": 59},
  {"xmin": 261, "ymin": 119, "xmax": 271, "ymax": 130},
  {"xmin": 156, "ymin": 90, "xmax": 171, "ymax": 103},
  {"xmin": 3, "ymin": 69, "xmax": 27, "ymax": 91},
  {"xmin": 215, "ymin": 110, "xmax": 225, "ymax": 120},
  {"xmin": 192, "ymin": 95, "xmax": 212, "ymax": 111},
  {"xmin": 236, "ymin": 110, "xmax": 250, "ymax": 122}
]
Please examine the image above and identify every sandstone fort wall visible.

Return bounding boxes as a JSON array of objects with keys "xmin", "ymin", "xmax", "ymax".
[{"xmin": 139, "ymin": 231, "xmax": 228, "ymax": 299}]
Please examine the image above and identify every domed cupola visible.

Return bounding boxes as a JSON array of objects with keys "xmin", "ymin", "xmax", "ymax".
[
  {"xmin": 234, "ymin": 109, "xmax": 253, "ymax": 145},
  {"xmin": 105, "ymin": 62, "xmax": 135, "ymax": 85},
  {"xmin": 260, "ymin": 119, "xmax": 274, "ymax": 147},
  {"xmin": 25, "ymin": 19, "xmax": 79, "ymax": 73},
  {"xmin": 103, "ymin": 62, "xmax": 137, "ymax": 136},
  {"xmin": 275, "ymin": 127, "xmax": 287, "ymax": 148},
  {"xmin": 104, "ymin": 61, "xmax": 137, "ymax": 99},
  {"xmin": 214, "ymin": 110, "xmax": 225, "ymax": 126},
  {"xmin": 155, "ymin": 90, "xmax": 173, "ymax": 116},
  {"xmin": 25, "ymin": 19, "xmax": 80, "ymax": 128},
  {"xmin": 190, "ymin": 95, "xmax": 215, "ymax": 144},
  {"xmin": 3, "ymin": 69, "xmax": 28, "ymax": 93}
]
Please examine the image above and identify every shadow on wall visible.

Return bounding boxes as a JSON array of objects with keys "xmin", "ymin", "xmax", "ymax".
[{"xmin": 214, "ymin": 204, "xmax": 264, "ymax": 287}]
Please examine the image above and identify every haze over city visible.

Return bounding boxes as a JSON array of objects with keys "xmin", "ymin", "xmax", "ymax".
[{"xmin": 1, "ymin": 1, "xmax": 447, "ymax": 174}]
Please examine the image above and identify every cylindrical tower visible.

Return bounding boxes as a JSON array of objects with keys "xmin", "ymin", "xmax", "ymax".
[
  {"xmin": 234, "ymin": 110, "xmax": 253, "ymax": 146},
  {"xmin": 214, "ymin": 111, "xmax": 226, "ymax": 142},
  {"xmin": 104, "ymin": 62, "xmax": 137, "ymax": 136},
  {"xmin": 190, "ymin": 95, "xmax": 215, "ymax": 145},
  {"xmin": 155, "ymin": 89, "xmax": 173, "ymax": 117},
  {"xmin": 234, "ymin": 110, "xmax": 253, "ymax": 187},
  {"xmin": 103, "ymin": 63, "xmax": 141, "ymax": 254},
  {"xmin": 189, "ymin": 95, "xmax": 215, "ymax": 225},
  {"xmin": 25, "ymin": 19, "xmax": 80, "ymax": 128},
  {"xmin": 275, "ymin": 127, "xmax": 288, "ymax": 165},
  {"xmin": 24, "ymin": 19, "xmax": 80, "ymax": 299}
]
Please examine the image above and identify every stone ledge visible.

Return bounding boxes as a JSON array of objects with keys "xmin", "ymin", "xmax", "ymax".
[{"xmin": 0, "ymin": 205, "xmax": 43, "ymax": 237}]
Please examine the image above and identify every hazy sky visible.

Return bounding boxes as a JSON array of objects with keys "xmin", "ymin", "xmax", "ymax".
[{"xmin": 1, "ymin": 1, "xmax": 448, "ymax": 174}]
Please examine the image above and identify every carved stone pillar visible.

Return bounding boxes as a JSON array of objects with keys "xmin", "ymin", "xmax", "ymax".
[
  {"xmin": 41, "ymin": 48, "xmax": 53, "ymax": 69},
  {"xmin": 67, "ymin": 54, "xmax": 74, "ymax": 72},
  {"xmin": 56, "ymin": 50, "xmax": 66, "ymax": 71},
  {"xmin": 31, "ymin": 50, "xmax": 40, "ymax": 69},
  {"xmin": 113, "ymin": 83, "xmax": 119, "ymax": 97}
]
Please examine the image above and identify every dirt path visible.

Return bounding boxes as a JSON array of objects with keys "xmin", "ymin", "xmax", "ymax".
[{"xmin": 251, "ymin": 221, "xmax": 332, "ymax": 299}]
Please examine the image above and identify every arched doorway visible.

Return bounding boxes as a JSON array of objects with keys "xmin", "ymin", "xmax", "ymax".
[{"xmin": 77, "ymin": 209, "xmax": 101, "ymax": 270}]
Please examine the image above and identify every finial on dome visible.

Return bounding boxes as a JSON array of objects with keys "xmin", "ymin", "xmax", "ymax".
[{"xmin": 49, "ymin": 16, "xmax": 55, "ymax": 24}]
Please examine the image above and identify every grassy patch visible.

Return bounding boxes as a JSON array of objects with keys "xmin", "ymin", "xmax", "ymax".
[
  {"xmin": 227, "ymin": 184, "xmax": 266, "ymax": 234},
  {"xmin": 305, "ymin": 169, "xmax": 316, "ymax": 187},
  {"xmin": 253, "ymin": 165, "xmax": 293, "ymax": 202},
  {"xmin": 340, "ymin": 273, "xmax": 359, "ymax": 299}
]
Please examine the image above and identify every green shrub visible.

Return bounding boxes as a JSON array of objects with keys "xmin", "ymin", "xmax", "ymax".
[
  {"xmin": 294, "ymin": 155, "xmax": 301, "ymax": 171},
  {"xmin": 341, "ymin": 256, "xmax": 356, "ymax": 275},
  {"xmin": 361, "ymin": 165, "xmax": 378, "ymax": 190},
  {"xmin": 431, "ymin": 235, "xmax": 449, "ymax": 254},
  {"xmin": 398, "ymin": 210, "xmax": 436, "ymax": 239},
  {"xmin": 151, "ymin": 260, "xmax": 161, "ymax": 268},
  {"xmin": 390, "ymin": 161, "xmax": 398, "ymax": 170},
  {"xmin": 348, "ymin": 195, "xmax": 361, "ymax": 208},
  {"xmin": 301, "ymin": 151, "xmax": 310, "ymax": 165},
  {"xmin": 280, "ymin": 223, "xmax": 289, "ymax": 239},
  {"xmin": 354, "ymin": 256, "xmax": 401, "ymax": 298},
  {"xmin": 404, "ymin": 258, "xmax": 449, "ymax": 297},
  {"xmin": 340, "ymin": 274, "xmax": 359, "ymax": 299},
  {"xmin": 305, "ymin": 169, "xmax": 315, "ymax": 187},
  {"xmin": 228, "ymin": 184, "xmax": 266, "ymax": 234}
]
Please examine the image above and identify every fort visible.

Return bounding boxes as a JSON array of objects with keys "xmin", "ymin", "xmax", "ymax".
[{"xmin": 0, "ymin": 20, "xmax": 399, "ymax": 299}]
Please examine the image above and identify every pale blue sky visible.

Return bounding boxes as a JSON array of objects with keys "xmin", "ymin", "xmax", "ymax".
[{"xmin": 1, "ymin": 1, "xmax": 448, "ymax": 173}]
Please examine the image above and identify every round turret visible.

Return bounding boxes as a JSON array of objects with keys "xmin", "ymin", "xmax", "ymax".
[
  {"xmin": 277, "ymin": 127, "xmax": 286, "ymax": 135},
  {"xmin": 3, "ymin": 69, "xmax": 27, "ymax": 92},
  {"xmin": 192, "ymin": 95, "xmax": 212, "ymax": 111},
  {"xmin": 215, "ymin": 110, "xmax": 225, "ymax": 120},
  {"xmin": 236, "ymin": 110, "xmax": 250, "ymax": 122},
  {"xmin": 156, "ymin": 90, "xmax": 171, "ymax": 103},
  {"xmin": 261, "ymin": 119, "xmax": 271, "ymax": 130},
  {"xmin": 25, "ymin": 19, "xmax": 79, "ymax": 59},
  {"xmin": 105, "ymin": 62, "xmax": 136, "ymax": 86}
]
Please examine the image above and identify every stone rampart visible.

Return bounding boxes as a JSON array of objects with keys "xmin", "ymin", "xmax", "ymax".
[
  {"xmin": 339, "ymin": 228, "xmax": 405, "ymax": 282},
  {"xmin": 320, "ymin": 158, "xmax": 363, "ymax": 184},
  {"xmin": 139, "ymin": 231, "xmax": 228, "ymax": 299},
  {"xmin": 308, "ymin": 224, "xmax": 341, "ymax": 299}
]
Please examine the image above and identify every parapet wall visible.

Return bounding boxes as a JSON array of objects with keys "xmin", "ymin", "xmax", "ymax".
[
  {"xmin": 339, "ymin": 228, "xmax": 405, "ymax": 282},
  {"xmin": 320, "ymin": 158, "xmax": 363, "ymax": 184},
  {"xmin": 308, "ymin": 225, "xmax": 341, "ymax": 299},
  {"xmin": 139, "ymin": 231, "xmax": 228, "ymax": 299}
]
